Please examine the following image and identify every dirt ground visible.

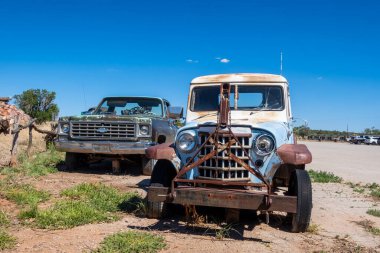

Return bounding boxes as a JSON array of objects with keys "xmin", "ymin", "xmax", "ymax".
[
  {"xmin": 1, "ymin": 138, "xmax": 380, "ymax": 252},
  {"xmin": 303, "ymin": 141, "xmax": 380, "ymax": 184}
]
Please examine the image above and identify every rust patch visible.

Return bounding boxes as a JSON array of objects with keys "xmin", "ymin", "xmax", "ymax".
[
  {"xmin": 145, "ymin": 142, "xmax": 175, "ymax": 160},
  {"xmin": 277, "ymin": 144, "xmax": 312, "ymax": 165}
]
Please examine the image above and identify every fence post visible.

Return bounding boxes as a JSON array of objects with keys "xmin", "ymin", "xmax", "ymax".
[
  {"xmin": 9, "ymin": 118, "xmax": 19, "ymax": 166},
  {"xmin": 27, "ymin": 125, "xmax": 33, "ymax": 156}
]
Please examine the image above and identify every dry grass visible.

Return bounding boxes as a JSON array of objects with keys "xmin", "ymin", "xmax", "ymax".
[
  {"xmin": 355, "ymin": 219, "xmax": 380, "ymax": 236},
  {"xmin": 306, "ymin": 223, "xmax": 320, "ymax": 234},
  {"xmin": 366, "ymin": 209, "xmax": 380, "ymax": 218},
  {"xmin": 0, "ymin": 123, "xmax": 52, "ymax": 166}
]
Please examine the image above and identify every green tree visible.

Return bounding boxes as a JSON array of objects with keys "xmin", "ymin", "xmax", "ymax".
[
  {"xmin": 294, "ymin": 126, "xmax": 310, "ymax": 138},
  {"xmin": 14, "ymin": 89, "xmax": 59, "ymax": 124}
]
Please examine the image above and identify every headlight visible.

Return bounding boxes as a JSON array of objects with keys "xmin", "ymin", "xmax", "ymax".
[
  {"xmin": 61, "ymin": 123, "xmax": 70, "ymax": 133},
  {"xmin": 176, "ymin": 130, "xmax": 197, "ymax": 153},
  {"xmin": 139, "ymin": 125, "xmax": 150, "ymax": 136},
  {"xmin": 254, "ymin": 134, "xmax": 275, "ymax": 155}
]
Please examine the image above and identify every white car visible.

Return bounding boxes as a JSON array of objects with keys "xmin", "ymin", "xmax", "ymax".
[{"xmin": 364, "ymin": 136, "xmax": 379, "ymax": 145}]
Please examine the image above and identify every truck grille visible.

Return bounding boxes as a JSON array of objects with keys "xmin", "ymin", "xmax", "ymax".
[
  {"xmin": 198, "ymin": 133, "xmax": 251, "ymax": 181},
  {"xmin": 70, "ymin": 122, "xmax": 136, "ymax": 140}
]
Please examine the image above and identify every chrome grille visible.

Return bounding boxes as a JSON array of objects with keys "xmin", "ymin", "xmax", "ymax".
[
  {"xmin": 70, "ymin": 122, "xmax": 136, "ymax": 140},
  {"xmin": 198, "ymin": 133, "xmax": 251, "ymax": 181}
]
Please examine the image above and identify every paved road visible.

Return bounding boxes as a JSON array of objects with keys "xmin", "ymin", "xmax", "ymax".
[{"xmin": 301, "ymin": 141, "xmax": 380, "ymax": 184}]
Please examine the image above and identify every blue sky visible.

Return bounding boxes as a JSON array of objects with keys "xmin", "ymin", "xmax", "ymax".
[{"xmin": 0, "ymin": 0, "xmax": 379, "ymax": 132}]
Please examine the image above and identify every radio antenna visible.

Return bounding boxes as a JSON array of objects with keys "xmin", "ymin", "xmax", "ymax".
[
  {"xmin": 280, "ymin": 51, "xmax": 283, "ymax": 75},
  {"xmin": 82, "ymin": 83, "xmax": 87, "ymax": 109}
]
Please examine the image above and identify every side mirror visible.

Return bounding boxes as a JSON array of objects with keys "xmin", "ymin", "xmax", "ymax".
[
  {"xmin": 168, "ymin": 106, "xmax": 183, "ymax": 119},
  {"xmin": 81, "ymin": 107, "xmax": 96, "ymax": 115}
]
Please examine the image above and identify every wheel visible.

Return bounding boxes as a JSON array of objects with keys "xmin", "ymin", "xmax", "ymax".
[
  {"xmin": 65, "ymin": 153, "xmax": 87, "ymax": 171},
  {"xmin": 147, "ymin": 183, "xmax": 166, "ymax": 218},
  {"xmin": 288, "ymin": 169, "xmax": 312, "ymax": 232},
  {"xmin": 65, "ymin": 152, "xmax": 79, "ymax": 170},
  {"xmin": 146, "ymin": 160, "xmax": 177, "ymax": 219},
  {"xmin": 141, "ymin": 158, "xmax": 156, "ymax": 176}
]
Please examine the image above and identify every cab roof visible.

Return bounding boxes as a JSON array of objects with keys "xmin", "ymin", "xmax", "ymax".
[{"xmin": 191, "ymin": 73, "xmax": 287, "ymax": 84}]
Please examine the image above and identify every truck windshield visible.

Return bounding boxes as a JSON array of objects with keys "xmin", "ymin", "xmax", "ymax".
[
  {"xmin": 190, "ymin": 85, "xmax": 284, "ymax": 112},
  {"xmin": 94, "ymin": 98, "xmax": 163, "ymax": 116}
]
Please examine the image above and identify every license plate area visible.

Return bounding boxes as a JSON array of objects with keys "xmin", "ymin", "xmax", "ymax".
[{"xmin": 93, "ymin": 144, "xmax": 111, "ymax": 152}]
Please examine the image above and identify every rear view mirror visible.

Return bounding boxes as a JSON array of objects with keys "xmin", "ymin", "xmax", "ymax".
[
  {"xmin": 81, "ymin": 107, "xmax": 96, "ymax": 115},
  {"xmin": 168, "ymin": 106, "xmax": 183, "ymax": 119}
]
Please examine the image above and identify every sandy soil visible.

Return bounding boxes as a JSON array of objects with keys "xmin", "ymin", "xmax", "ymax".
[
  {"xmin": 1, "ymin": 140, "xmax": 380, "ymax": 252},
  {"xmin": 302, "ymin": 141, "xmax": 380, "ymax": 184}
]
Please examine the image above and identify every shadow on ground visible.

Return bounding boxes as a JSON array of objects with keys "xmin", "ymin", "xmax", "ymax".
[
  {"xmin": 129, "ymin": 206, "xmax": 290, "ymax": 241},
  {"xmin": 59, "ymin": 159, "xmax": 144, "ymax": 176}
]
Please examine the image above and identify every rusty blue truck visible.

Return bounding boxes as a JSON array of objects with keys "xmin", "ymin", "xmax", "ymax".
[{"xmin": 146, "ymin": 73, "xmax": 313, "ymax": 232}]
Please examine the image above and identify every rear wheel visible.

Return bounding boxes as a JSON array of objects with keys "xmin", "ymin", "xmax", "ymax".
[{"xmin": 288, "ymin": 169, "xmax": 312, "ymax": 232}]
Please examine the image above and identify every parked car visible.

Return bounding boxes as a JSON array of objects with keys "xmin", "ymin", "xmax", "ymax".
[
  {"xmin": 146, "ymin": 73, "xmax": 313, "ymax": 232},
  {"xmin": 55, "ymin": 96, "xmax": 183, "ymax": 175},
  {"xmin": 350, "ymin": 135, "xmax": 366, "ymax": 144},
  {"xmin": 364, "ymin": 136, "xmax": 379, "ymax": 145}
]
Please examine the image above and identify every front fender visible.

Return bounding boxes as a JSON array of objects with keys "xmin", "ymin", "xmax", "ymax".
[
  {"xmin": 145, "ymin": 142, "xmax": 180, "ymax": 171},
  {"xmin": 277, "ymin": 144, "xmax": 312, "ymax": 165}
]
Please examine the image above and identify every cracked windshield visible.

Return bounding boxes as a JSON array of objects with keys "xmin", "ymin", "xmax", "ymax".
[{"xmin": 94, "ymin": 97, "xmax": 163, "ymax": 116}]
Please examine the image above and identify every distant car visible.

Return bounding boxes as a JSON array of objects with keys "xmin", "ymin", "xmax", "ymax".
[
  {"xmin": 364, "ymin": 136, "xmax": 379, "ymax": 145},
  {"xmin": 350, "ymin": 136, "xmax": 366, "ymax": 144},
  {"xmin": 378, "ymin": 138, "xmax": 380, "ymax": 145}
]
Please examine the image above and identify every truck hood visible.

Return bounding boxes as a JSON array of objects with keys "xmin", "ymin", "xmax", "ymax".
[{"xmin": 59, "ymin": 115, "xmax": 153, "ymax": 124}]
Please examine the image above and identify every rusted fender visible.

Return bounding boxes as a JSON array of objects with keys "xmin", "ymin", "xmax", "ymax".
[
  {"xmin": 145, "ymin": 142, "xmax": 175, "ymax": 160},
  {"xmin": 277, "ymin": 144, "xmax": 312, "ymax": 165}
]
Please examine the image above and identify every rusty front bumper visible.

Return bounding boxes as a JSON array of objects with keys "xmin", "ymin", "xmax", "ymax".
[
  {"xmin": 54, "ymin": 139, "xmax": 155, "ymax": 155},
  {"xmin": 148, "ymin": 186, "xmax": 297, "ymax": 213}
]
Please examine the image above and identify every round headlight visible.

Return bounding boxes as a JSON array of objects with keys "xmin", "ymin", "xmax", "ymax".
[
  {"xmin": 139, "ymin": 125, "xmax": 149, "ymax": 135},
  {"xmin": 254, "ymin": 134, "xmax": 275, "ymax": 155},
  {"xmin": 176, "ymin": 131, "xmax": 196, "ymax": 153},
  {"xmin": 62, "ymin": 123, "xmax": 70, "ymax": 133}
]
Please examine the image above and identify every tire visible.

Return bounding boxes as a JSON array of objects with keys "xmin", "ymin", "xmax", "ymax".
[
  {"xmin": 146, "ymin": 160, "xmax": 177, "ymax": 219},
  {"xmin": 141, "ymin": 158, "xmax": 155, "ymax": 176},
  {"xmin": 288, "ymin": 169, "xmax": 312, "ymax": 232},
  {"xmin": 65, "ymin": 152, "xmax": 79, "ymax": 170},
  {"xmin": 65, "ymin": 153, "xmax": 87, "ymax": 171}
]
